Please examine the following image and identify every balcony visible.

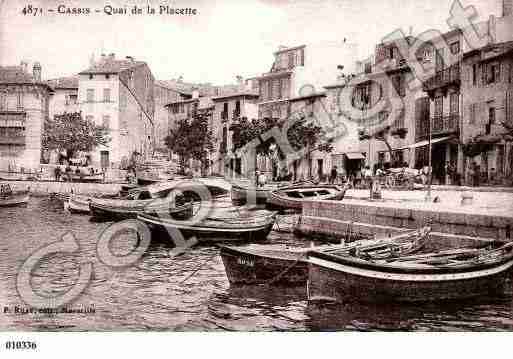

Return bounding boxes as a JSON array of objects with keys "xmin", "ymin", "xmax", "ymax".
[
  {"xmin": 0, "ymin": 111, "xmax": 27, "ymax": 123},
  {"xmin": 423, "ymin": 64, "xmax": 461, "ymax": 94},
  {"xmin": 416, "ymin": 114, "xmax": 459, "ymax": 141},
  {"xmin": 0, "ymin": 135, "xmax": 26, "ymax": 146}
]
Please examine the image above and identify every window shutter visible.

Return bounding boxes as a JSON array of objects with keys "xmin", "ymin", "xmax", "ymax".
[{"xmin": 481, "ymin": 63, "xmax": 486, "ymax": 85}]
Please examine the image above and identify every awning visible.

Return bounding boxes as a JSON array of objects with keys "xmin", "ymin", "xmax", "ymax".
[
  {"xmin": 345, "ymin": 152, "xmax": 365, "ymax": 160},
  {"xmin": 408, "ymin": 136, "xmax": 451, "ymax": 149}
]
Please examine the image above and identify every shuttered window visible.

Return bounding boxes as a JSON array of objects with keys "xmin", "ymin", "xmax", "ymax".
[
  {"xmin": 506, "ymin": 91, "xmax": 513, "ymax": 123},
  {"xmin": 450, "ymin": 93, "xmax": 459, "ymax": 114}
]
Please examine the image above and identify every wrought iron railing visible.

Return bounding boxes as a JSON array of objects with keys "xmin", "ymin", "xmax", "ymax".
[
  {"xmin": 423, "ymin": 64, "xmax": 461, "ymax": 91},
  {"xmin": 0, "ymin": 135, "xmax": 26, "ymax": 145}
]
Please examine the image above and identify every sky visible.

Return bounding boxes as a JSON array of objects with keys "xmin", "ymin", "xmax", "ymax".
[{"xmin": 0, "ymin": 0, "xmax": 503, "ymax": 85}]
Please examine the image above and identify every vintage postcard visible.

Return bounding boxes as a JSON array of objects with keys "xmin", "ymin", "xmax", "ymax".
[{"xmin": 1, "ymin": 0, "xmax": 513, "ymax": 352}]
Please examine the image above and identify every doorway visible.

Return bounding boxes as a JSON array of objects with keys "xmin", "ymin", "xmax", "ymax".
[
  {"xmin": 317, "ymin": 159, "xmax": 324, "ymax": 180},
  {"xmin": 100, "ymin": 151, "xmax": 110, "ymax": 170}
]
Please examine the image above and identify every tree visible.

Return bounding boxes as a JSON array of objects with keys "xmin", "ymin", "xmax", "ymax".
[
  {"xmin": 42, "ymin": 111, "xmax": 110, "ymax": 161},
  {"xmin": 231, "ymin": 115, "xmax": 333, "ymax": 179},
  {"xmin": 358, "ymin": 124, "xmax": 407, "ymax": 167},
  {"xmin": 165, "ymin": 108, "xmax": 214, "ymax": 175}
]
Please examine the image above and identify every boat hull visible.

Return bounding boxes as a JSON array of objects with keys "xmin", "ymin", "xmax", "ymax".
[
  {"xmin": 90, "ymin": 201, "xmax": 192, "ymax": 221},
  {"xmin": 138, "ymin": 212, "xmax": 275, "ymax": 245},
  {"xmin": 0, "ymin": 191, "xmax": 30, "ymax": 207},
  {"xmin": 67, "ymin": 195, "xmax": 91, "ymax": 214},
  {"xmin": 269, "ymin": 185, "xmax": 346, "ymax": 211},
  {"xmin": 220, "ymin": 246, "xmax": 308, "ymax": 286},
  {"xmin": 231, "ymin": 185, "xmax": 270, "ymax": 205},
  {"xmin": 307, "ymin": 254, "xmax": 513, "ymax": 303}
]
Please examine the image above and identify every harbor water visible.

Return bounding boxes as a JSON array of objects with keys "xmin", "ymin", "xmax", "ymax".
[{"xmin": 1, "ymin": 196, "xmax": 513, "ymax": 331}]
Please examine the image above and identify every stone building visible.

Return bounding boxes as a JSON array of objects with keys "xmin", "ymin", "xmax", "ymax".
[
  {"xmin": 0, "ymin": 62, "xmax": 53, "ymax": 172},
  {"xmin": 255, "ymin": 42, "xmax": 357, "ymax": 121},
  {"xmin": 421, "ymin": 1, "xmax": 513, "ymax": 184},
  {"xmin": 154, "ymin": 81, "xmax": 184, "ymax": 152},
  {"xmin": 78, "ymin": 54, "xmax": 155, "ymax": 169},
  {"xmin": 46, "ymin": 75, "xmax": 79, "ymax": 120},
  {"xmin": 251, "ymin": 42, "xmax": 357, "ymax": 178},
  {"xmin": 165, "ymin": 93, "xmax": 215, "ymax": 173},
  {"xmin": 211, "ymin": 91, "xmax": 258, "ymax": 177},
  {"xmin": 459, "ymin": 41, "xmax": 513, "ymax": 184}
]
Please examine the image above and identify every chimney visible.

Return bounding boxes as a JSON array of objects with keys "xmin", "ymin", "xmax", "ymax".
[
  {"xmin": 504, "ymin": 0, "xmax": 513, "ymax": 17},
  {"xmin": 89, "ymin": 53, "xmax": 95, "ymax": 67},
  {"xmin": 235, "ymin": 75, "xmax": 243, "ymax": 84},
  {"xmin": 108, "ymin": 53, "xmax": 115, "ymax": 60},
  {"xmin": 192, "ymin": 87, "xmax": 199, "ymax": 99},
  {"xmin": 126, "ymin": 56, "xmax": 134, "ymax": 62},
  {"xmin": 177, "ymin": 75, "xmax": 183, "ymax": 83},
  {"xmin": 33, "ymin": 62, "xmax": 42, "ymax": 82}
]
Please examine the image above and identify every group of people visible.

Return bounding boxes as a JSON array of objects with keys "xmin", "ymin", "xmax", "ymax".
[{"xmin": 54, "ymin": 165, "xmax": 99, "ymax": 182}]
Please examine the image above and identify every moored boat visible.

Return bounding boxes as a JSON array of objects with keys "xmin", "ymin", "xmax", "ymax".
[
  {"xmin": 90, "ymin": 180, "xmax": 228, "ymax": 221},
  {"xmin": 220, "ymin": 227, "xmax": 431, "ymax": 287},
  {"xmin": 67, "ymin": 194, "xmax": 92, "ymax": 214},
  {"xmin": 220, "ymin": 245, "xmax": 309, "ymax": 286},
  {"xmin": 269, "ymin": 184, "xmax": 347, "ymax": 210},
  {"xmin": 307, "ymin": 240, "xmax": 513, "ymax": 303},
  {"xmin": 89, "ymin": 196, "xmax": 192, "ymax": 221},
  {"xmin": 138, "ymin": 208, "xmax": 277, "ymax": 245},
  {"xmin": 231, "ymin": 184, "xmax": 272, "ymax": 205},
  {"xmin": 0, "ymin": 184, "xmax": 30, "ymax": 207}
]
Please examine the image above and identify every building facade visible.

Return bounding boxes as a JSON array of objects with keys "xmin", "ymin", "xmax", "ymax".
[
  {"xmin": 211, "ymin": 92, "xmax": 259, "ymax": 177},
  {"xmin": 0, "ymin": 62, "xmax": 52, "ymax": 172},
  {"xmin": 154, "ymin": 81, "xmax": 184, "ymax": 152},
  {"xmin": 46, "ymin": 75, "xmax": 79, "ymax": 120},
  {"xmin": 78, "ymin": 54, "xmax": 155, "ymax": 169},
  {"xmin": 459, "ymin": 41, "xmax": 513, "ymax": 184}
]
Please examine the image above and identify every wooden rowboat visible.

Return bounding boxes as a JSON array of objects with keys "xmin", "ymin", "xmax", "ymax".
[
  {"xmin": 90, "ymin": 180, "xmax": 228, "ymax": 221},
  {"xmin": 220, "ymin": 227, "xmax": 431, "ymax": 287},
  {"xmin": 138, "ymin": 208, "xmax": 277, "ymax": 246},
  {"xmin": 67, "ymin": 194, "xmax": 91, "ymax": 214},
  {"xmin": 89, "ymin": 197, "xmax": 192, "ymax": 221},
  {"xmin": 269, "ymin": 184, "xmax": 347, "ymax": 210},
  {"xmin": 307, "ymin": 241, "xmax": 513, "ymax": 303},
  {"xmin": 231, "ymin": 184, "xmax": 273, "ymax": 205},
  {"xmin": 0, "ymin": 184, "xmax": 30, "ymax": 207}
]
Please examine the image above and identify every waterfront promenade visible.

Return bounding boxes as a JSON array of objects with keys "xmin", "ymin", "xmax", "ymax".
[{"xmin": 298, "ymin": 187, "xmax": 513, "ymax": 250}]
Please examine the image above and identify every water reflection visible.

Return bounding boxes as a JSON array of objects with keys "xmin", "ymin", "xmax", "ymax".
[{"xmin": 1, "ymin": 197, "xmax": 513, "ymax": 331}]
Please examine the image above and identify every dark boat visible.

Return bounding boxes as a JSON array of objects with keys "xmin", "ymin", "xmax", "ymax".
[
  {"xmin": 231, "ymin": 184, "xmax": 272, "ymax": 205},
  {"xmin": 220, "ymin": 227, "xmax": 431, "ymax": 287},
  {"xmin": 137, "ymin": 177, "xmax": 160, "ymax": 186},
  {"xmin": 137, "ymin": 207, "xmax": 277, "ymax": 245},
  {"xmin": 307, "ymin": 240, "xmax": 513, "ymax": 303},
  {"xmin": 89, "ymin": 180, "xmax": 228, "ymax": 221},
  {"xmin": 220, "ymin": 245, "xmax": 310, "ymax": 286},
  {"xmin": 0, "ymin": 184, "xmax": 30, "ymax": 207},
  {"xmin": 269, "ymin": 184, "xmax": 347, "ymax": 210},
  {"xmin": 66, "ymin": 194, "xmax": 91, "ymax": 214},
  {"xmin": 90, "ymin": 196, "xmax": 192, "ymax": 221}
]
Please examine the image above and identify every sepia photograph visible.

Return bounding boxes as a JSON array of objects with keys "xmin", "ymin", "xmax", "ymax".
[{"xmin": 1, "ymin": 0, "xmax": 513, "ymax": 352}]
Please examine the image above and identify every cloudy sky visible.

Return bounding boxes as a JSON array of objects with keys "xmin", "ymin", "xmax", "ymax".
[{"xmin": 0, "ymin": 0, "xmax": 502, "ymax": 84}]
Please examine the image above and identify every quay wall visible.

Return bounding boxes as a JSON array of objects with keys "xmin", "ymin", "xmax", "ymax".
[
  {"xmin": 297, "ymin": 216, "xmax": 498, "ymax": 250},
  {"xmin": 3, "ymin": 180, "xmax": 122, "ymax": 196},
  {"xmin": 299, "ymin": 199, "xmax": 513, "ymax": 241}
]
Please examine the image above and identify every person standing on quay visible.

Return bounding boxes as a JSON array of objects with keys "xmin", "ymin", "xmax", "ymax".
[
  {"xmin": 473, "ymin": 162, "xmax": 480, "ymax": 187},
  {"xmin": 330, "ymin": 166, "xmax": 338, "ymax": 184}
]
